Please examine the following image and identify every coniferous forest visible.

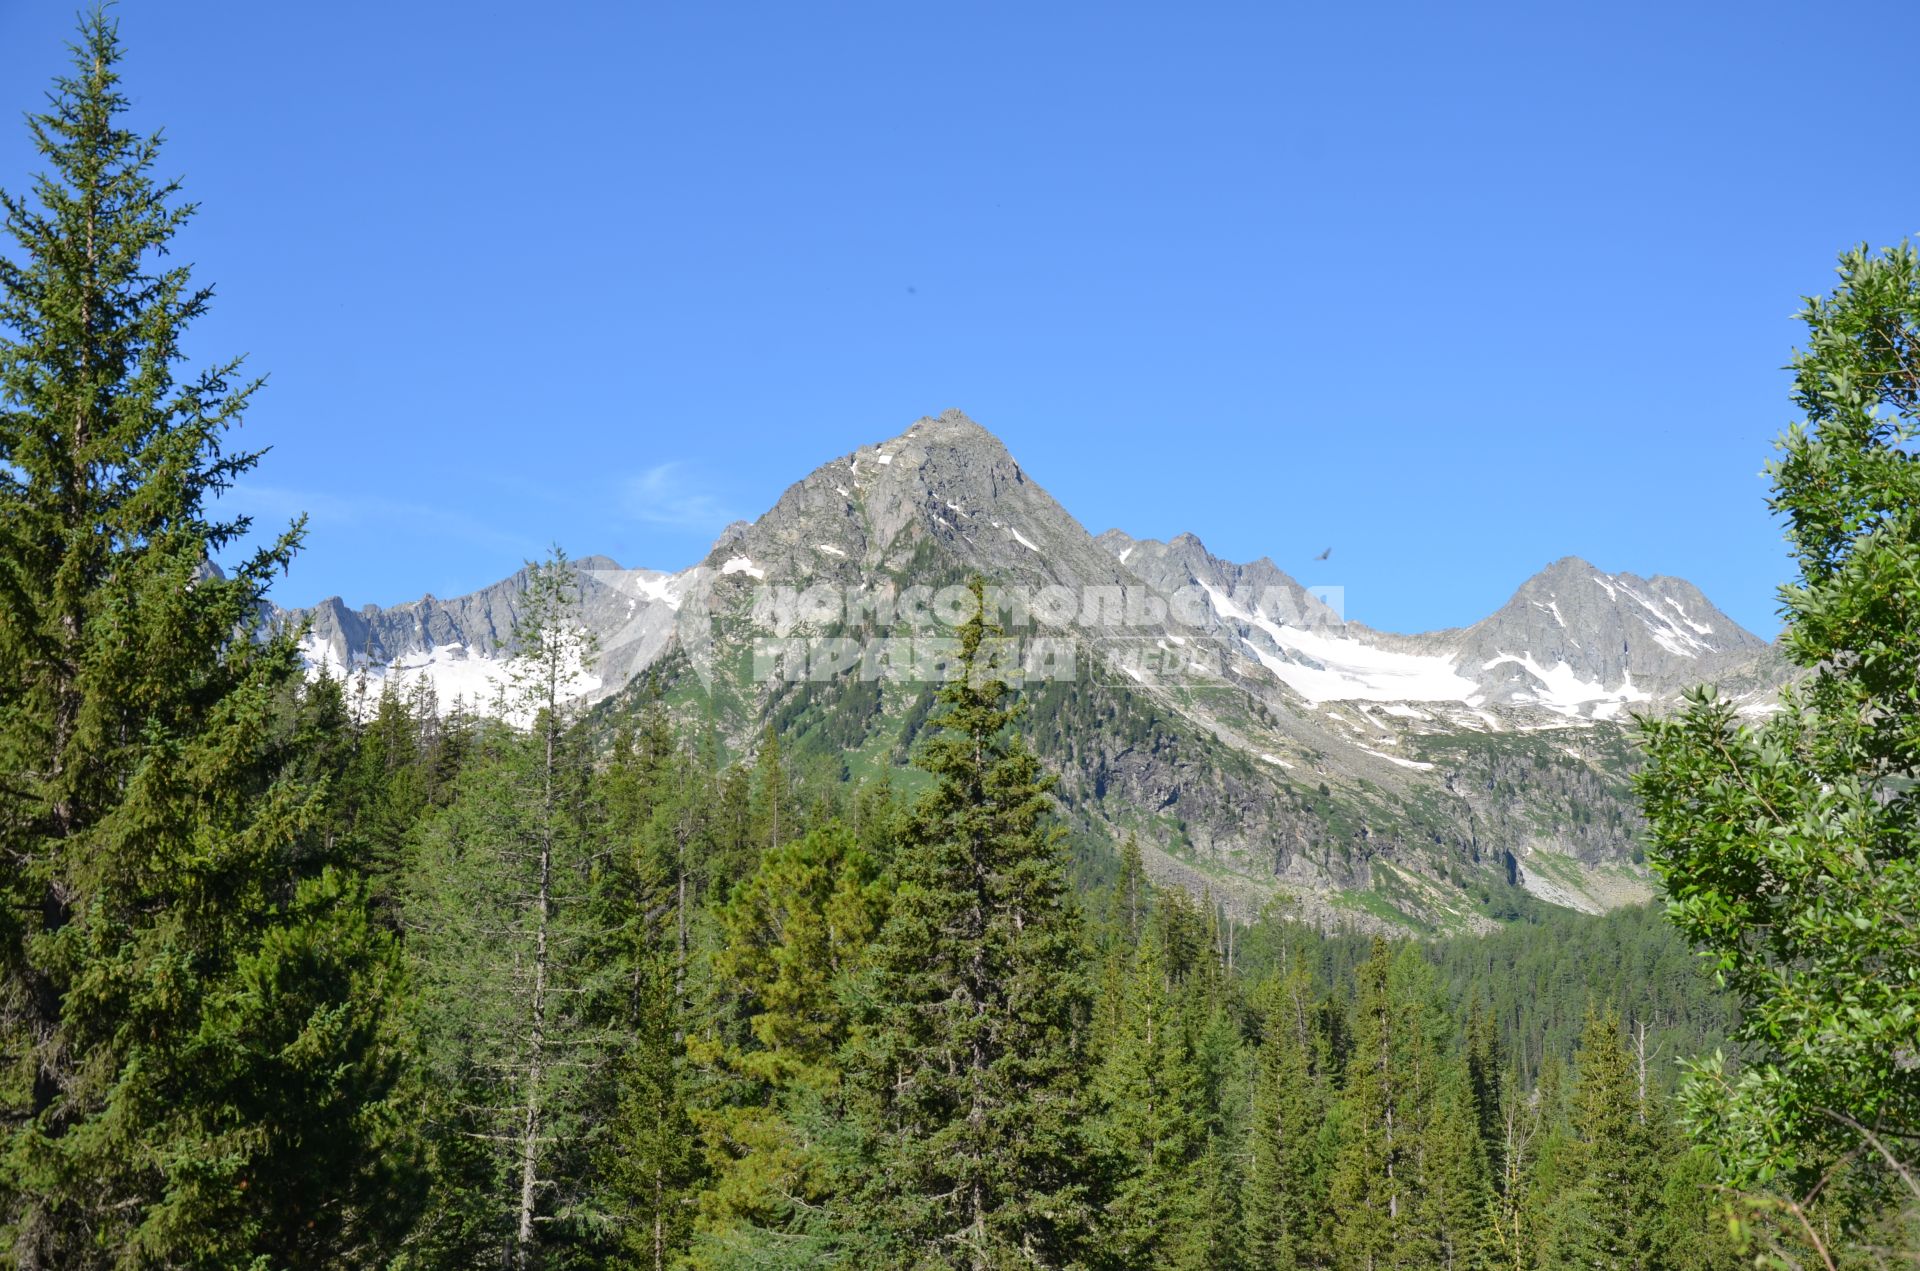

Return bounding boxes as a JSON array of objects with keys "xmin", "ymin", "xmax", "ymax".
[{"xmin": 3, "ymin": 14, "xmax": 1917, "ymax": 1270}]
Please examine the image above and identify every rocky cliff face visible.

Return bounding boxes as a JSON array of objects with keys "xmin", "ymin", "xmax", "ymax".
[
  {"xmin": 278, "ymin": 409, "xmax": 1791, "ymax": 930},
  {"xmin": 277, "ymin": 555, "xmax": 699, "ymax": 712}
]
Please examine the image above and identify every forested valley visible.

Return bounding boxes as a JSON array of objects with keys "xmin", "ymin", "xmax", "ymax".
[{"xmin": 3, "ymin": 13, "xmax": 1917, "ymax": 1270}]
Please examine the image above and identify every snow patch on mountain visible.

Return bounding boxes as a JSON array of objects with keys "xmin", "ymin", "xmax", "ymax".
[
  {"xmin": 609, "ymin": 568, "xmax": 690, "ymax": 610},
  {"xmin": 1482, "ymin": 651, "xmax": 1651, "ymax": 717},
  {"xmin": 298, "ymin": 633, "xmax": 602, "ymax": 724},
  {"xmin": 1362, "ymin": 747, "xmax": 1436, "ymax": 771},
  {"xmin": 1202, "ymin": 581, "xmax": 1481, "ymax": 704}
]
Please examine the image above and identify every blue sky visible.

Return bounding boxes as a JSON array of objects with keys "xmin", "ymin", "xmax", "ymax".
[{"xmin": 2, "ymin": 1, "xmax": 1914, "ymax": 637}]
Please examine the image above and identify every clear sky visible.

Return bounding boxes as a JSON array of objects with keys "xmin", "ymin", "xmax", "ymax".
[{"xmin": 3, "ymin": 1, "xmax": 1914, "ymax": 637}]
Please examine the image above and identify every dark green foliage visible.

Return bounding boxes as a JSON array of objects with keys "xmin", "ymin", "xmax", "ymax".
[
  {"xmin": 1242, "ymin": 901, "xmax": 1735, "ymax": 1097},
  {"xmin": 1326, "ymin": 942, "xmax": 1470, "ymax": 1270},
  {"xmin": 0, "ymin": 15, "xmax": 412, "ymax": 1265},
  {"xmin": 1246, "ymin": 967, "xmax": 1332, "ymax": 1269},
  {"xmin": 400, "ymin": 554, "xmax": 613, "ymax": 1268},
  {"xmin": 1538, "ymin": 1007, "xmax": 1667, "ymax": 1270},
  {"xmin": 0, "ymin": 22, "xmax": 1870, "ymax": 1269},
  {"xmin": 1089, "ymin": 929, "xmax": 1209, "ymax": 1269},
  {"xmin": 843, "ymin": 579, "xmax": 1095, "ymax": 1269},
  {"xmin": 685, "ymin": 819, "xmax": 888, "ymax": 1265}
]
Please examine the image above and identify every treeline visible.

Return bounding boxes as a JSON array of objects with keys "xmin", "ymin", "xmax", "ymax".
[
  {"xmin": 1241, "ymin": 900, "xmax": 1740, "ymax": 1098},
  {"xmin": 178, "ymin": 560, "xmax": 1737, "ymax": 1270},
  {"xmin": 4, "ymin": 14, "xmax": 1913, "ymax": 1269}
]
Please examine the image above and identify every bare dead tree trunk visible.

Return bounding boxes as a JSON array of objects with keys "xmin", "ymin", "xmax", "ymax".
[
  {"xmin": 1633, "ymin": 1017, "xmax": 1651, "ymax": 1126},
  {"xmin": 514, "ymin": 675, "xmax": 560, "ymax": 1268}
]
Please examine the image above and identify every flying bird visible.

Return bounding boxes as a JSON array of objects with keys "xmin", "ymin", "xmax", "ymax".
[{"xmin": 1314, "ymin": 547, "xmax": 1332, "ymax": 561}]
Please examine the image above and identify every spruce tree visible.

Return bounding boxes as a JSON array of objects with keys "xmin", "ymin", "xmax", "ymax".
[
  {"xmin": 1413, "ymin": 1061, "xmax": 1494, "ymax": 1271},
  {"xmin": 600, "ymin": 955, "xmax": 700, "ymax": 1271},
  {"xmin": 1655, "ymin": 1148, "xmax": 1742, "ymax": 1271},
  {"xmin": 1089, "ymin": 834, "xmax": 1146, "ymax": 1053},
  {"xmin": 1179, "ymin": 970, "xmax": 1248, "ymax": 1271},
  {"xmin": 1106, "ymin": 832, "xmax": 1147, "ymax": 945},
  {"xmin": 844, "ymin": 579, "xmax": 1093, "ymax": 1269},
  {"xmin": 1486, "ymin": 1083, "xmax": 1540, "ymax": 1271},
  {"xmin": 0, "ymin": 15, "xmax": 411, "ymax": 1265},
  {"xmin": 1327, "ymin": 942, "xmax": 1459, "ymax": 1271},
  {"xmin": 591, "ymin": 718, "xmax": 706, "ymax": 1271},
  {"xmin": 1465, "ymin": 998, "xmax": 1504, "ymax": 1179}
]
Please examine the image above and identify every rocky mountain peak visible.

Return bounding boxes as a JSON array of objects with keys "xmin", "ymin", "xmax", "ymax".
[
  {"xmin": 703, "ymin": 409, "xmax": 1128, "ymax": 592},
  {"xmin": 268, "ymin": 410, "xmax": 1798, "ymax": 928},
  {"xmin": 1452, "ymin": 556, "xmax": 1772, "ymax": 706}
]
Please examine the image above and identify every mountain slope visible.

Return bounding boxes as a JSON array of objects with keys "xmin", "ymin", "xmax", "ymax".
[{"xmin": 279, "ymin": 410, "xmax": 1791, "ymax": 930}]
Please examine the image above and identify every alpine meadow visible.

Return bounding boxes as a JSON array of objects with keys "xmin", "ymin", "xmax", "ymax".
[{"xmin": 2, "ymin": 10, "xmax": 1917, "ymax": 1271}]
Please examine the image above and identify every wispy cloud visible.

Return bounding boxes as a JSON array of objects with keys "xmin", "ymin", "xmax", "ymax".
[{"xmin": 621, "ymin": 462, "xmax": 734, "ymax": 532}]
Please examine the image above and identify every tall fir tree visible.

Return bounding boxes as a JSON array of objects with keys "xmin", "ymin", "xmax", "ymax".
[
  {"xmin": 599, "ymin": 954, "xmax": 700, "ymax": 1271},
  {"xmin": 1089, "ymin": 928, "xmax": 1207, "ymax": 1269},
  {"xmin": 1089, "ymin": 834, "xmax": 1147, "ymax": 1054},
  {"xmin": 844, "ymin": 579, "xmax": 1094, "ymax": 1269},
  {"xmin": 1326, "ymin": 942, "xmax": 1460, "ymax": 1271},
  {"xmin": 1412, "ymin": 1060, "xmax": 1494, "ymax": 1271},
  {"xmin": 1540, "ymin": 1006, "xmax": 1667, "ymax": 1271},
  {"xmin": 1327, "ymin": 941, "xmax": 1411, "ymax": 1271},
  {"xmin": 590, "ymin": 711, "xmax": 705, "ymax": 1271},
  {"xmin": 1246, "ymin": 966, "xmax": 1332, "ymax": 1270},
  {"xmin": 0, "ymin": 15, "xmax": 412, "ymax": 1266},
  {"xmin": 401, "ymin": 552, "xmax": 611, "ymax": 1268}
]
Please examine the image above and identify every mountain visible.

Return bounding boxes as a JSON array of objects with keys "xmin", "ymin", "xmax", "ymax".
[
  {"xmin": 275, "ymin": 410, "xmax": 1789, "ymax": 930},
  {"xmin": 285, "ymin": 555, "xmax": 700, "ymax": 711},
  {"xmin": 1097, "ymin": 531, "xmax": 1777, "ymax": 719}
]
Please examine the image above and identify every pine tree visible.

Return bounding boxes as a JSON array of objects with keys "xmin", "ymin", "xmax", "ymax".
[
  {"xmin": 0, "ymin": 15, "xmax": 411, "ymax": 1265},
  {"xmin": 844, "ymin": 579, "xmax": 1094, "ymax": 1268}
]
